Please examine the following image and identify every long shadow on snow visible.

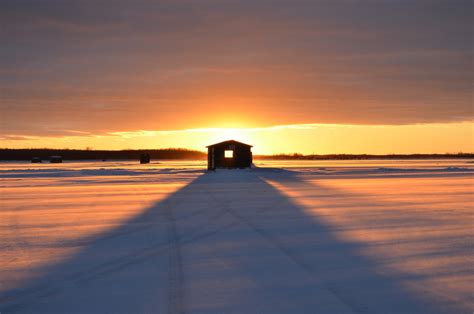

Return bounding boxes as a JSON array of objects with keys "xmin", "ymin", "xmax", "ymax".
[{"xmin": 0, "ymin": 168, "xmax": 458, "ymax": 313}]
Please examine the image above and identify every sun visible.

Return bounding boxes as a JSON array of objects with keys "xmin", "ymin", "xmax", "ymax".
[{"xmin": 206, "ymin": 128, "xmax": 254, "ymax": 145}]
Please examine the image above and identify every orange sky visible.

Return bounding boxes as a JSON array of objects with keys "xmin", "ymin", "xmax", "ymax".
[
  {"xmin": 1, "ymin": 1, "xmax": 473, "ymax": 154},
  {"xmin": 3, "ymin": 122, "xmax": 473, "ymax": 155}
]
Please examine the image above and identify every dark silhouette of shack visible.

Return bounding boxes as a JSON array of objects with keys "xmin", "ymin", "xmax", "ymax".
[
  {"xmin": 31, "ymin": 157, "xmax": 42, "ymax": 163},
  {"xmin": 207, "ymin": 140, "xmax": 253, "ymax": 170},
  {"xmin": 50, "ymin": 156, "xmax": 63, "ymax": 163},
  {"xmin": 140, "ymin": 153, "xmax": 150, "ymax": 164}
]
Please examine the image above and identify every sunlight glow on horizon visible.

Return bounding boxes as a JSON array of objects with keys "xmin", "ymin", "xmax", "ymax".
[{"xmin": 2, "ymin": 122, "xmax": 473, "ymax": 155}]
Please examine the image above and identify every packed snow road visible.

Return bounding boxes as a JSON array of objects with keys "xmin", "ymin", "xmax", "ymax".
[{"xmin": 0, "ymin": 160, "xmax": 473, "ymax": 313}]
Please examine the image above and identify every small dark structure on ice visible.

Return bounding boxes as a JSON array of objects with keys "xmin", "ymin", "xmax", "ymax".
[
  {"xmin": 140, "ymin": 153, "xmax": 150, "ymax": 164},
  {"xmin": 207, "ymin": 140, "xmax": 252, "ymax": 170},
  {"xmin": 31, "ymin": 157, "xmax": 42, "ymax": 163},
  {"xmin": 50, "ymin": 156, "xmax": 63, "ymax": 163}
]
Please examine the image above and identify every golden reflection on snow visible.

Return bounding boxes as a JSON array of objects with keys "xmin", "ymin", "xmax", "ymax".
[
  {"xmin": 264, "ymin": 175, "xmax": 474, "ymax": 308},
  {"xmin": 0, "ymin": 175, "xmax": 198, "ymax": 293}
]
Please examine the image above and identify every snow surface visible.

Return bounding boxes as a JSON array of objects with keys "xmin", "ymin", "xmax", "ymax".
[{"xmin": 0, "ymin": 160, "xmax": 473, "ymax": 313}]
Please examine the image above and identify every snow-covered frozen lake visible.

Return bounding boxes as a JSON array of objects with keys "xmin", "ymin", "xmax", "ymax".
[{"xmin": 1, "ymin": 160, "xmax": 473, "ymax": 313}]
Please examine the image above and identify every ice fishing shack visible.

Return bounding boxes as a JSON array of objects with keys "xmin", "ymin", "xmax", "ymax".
[{"xmin": 207, "ymin": 140, "xmax": 253, "ymax": 170}]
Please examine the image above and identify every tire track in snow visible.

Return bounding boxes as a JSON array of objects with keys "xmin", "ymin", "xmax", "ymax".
[
  {"xmin": 164, "ymin": 204, "xmax": 185, "ymax": 314},
  {"xmin": 0, "ymin": 184, "xmax": 173, "ymax": 312},
  {"xmin": 206, "ymin": 182, "xmax": 312, "ymax": 272},
  {"xmin": 1, "ymin": 173, "xmax": 364, "ymax": 314},
  {"xmin": 0, "ymin": 209, "xmax": 236, "ymax": 312},
  {"xmin": 1, "ymin": 177, "xmax": 220, "ymax": 311},
  {"xmin": 0, "ymin": 240, "xmax": 176, "ymax": 312},
  {"xmin": 205, "ymin": 177, "xmax": 367, "ymax": 314}
]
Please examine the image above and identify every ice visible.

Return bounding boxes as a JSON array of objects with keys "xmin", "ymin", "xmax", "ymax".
[{"xmin": 0, "ymin": 160, "xmax": 473, "ymax": 313}]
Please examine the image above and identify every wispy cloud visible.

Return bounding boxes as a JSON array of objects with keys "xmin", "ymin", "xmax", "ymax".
[
  {"xmin": 1, "ymin": 0, "xmax": 472, "ymax": 138},
  {"xmin": 0, "ymin": 135, "xmax": 39, "ymax": 141}
]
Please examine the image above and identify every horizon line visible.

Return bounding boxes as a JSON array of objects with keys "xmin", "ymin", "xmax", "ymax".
[{"xmin": 1, "ymin": 147, "xmax": 473, "ymax": 157}]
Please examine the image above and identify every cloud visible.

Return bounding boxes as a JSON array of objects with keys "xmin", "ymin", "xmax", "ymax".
[
  {"xmin": 0, "ymin": 135, "xmax": 38, "ymax": 141},
  {"xmin": 1, "ymin": 0, "xmax": 472, "ymax": 137}
]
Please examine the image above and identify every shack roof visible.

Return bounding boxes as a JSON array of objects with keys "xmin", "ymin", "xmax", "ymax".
[{"xmin": 206, "ymin": 140, "xmax": 253, "ymax": 148}]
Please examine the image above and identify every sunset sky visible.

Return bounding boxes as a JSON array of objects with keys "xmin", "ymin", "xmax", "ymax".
[{"xmin": 1, "ymin": 0, "xmax": 473, "ymax": 154}]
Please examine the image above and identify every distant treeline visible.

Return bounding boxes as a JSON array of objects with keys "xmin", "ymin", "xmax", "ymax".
[
  {"xmin": 0, "ymin": 148, "xmax": 206, "ymax": 161},
  {"xmin": 255, "ymin": 153, "xmax": 474, "ymax": 160},
  {"xmin": 1, "ymin": 149, "xmax": 473, "ymax": 161}
]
